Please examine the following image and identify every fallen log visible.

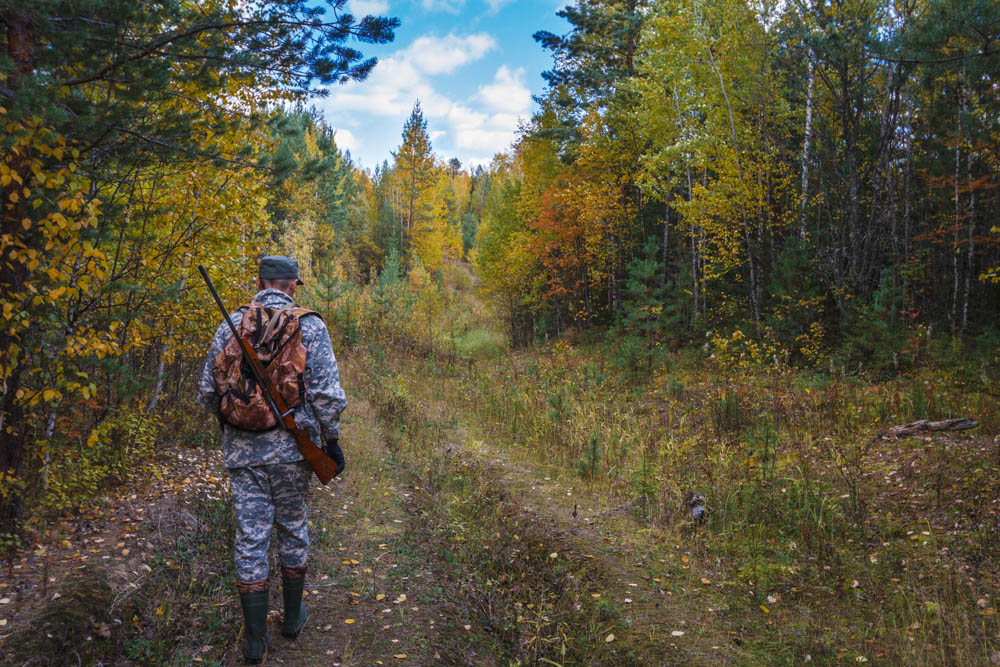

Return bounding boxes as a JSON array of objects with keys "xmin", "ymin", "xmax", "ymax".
[{"xmin": 879, "ymin": 418, "xmax": 979, "ymax": 439}]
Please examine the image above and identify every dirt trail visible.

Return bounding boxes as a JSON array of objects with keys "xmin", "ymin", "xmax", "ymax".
[
  {"xmin": 437, "ymin": 425, "xmax": 739, "ymax": 666},
  {"xmin": 2, "ymin": 383, "xmax": 737, "ymax": 665},
  {"xmin": 271, "ymin": 365, "xmax": 741, "ymax": 665},
  {"xmin": 229, "ymin": 393, "xmax": 502, "ymax": 666}
]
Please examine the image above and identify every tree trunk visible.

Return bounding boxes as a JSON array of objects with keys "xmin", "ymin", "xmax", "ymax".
[
  {"xmin": 708, "ymin": 45, "xmax": 759, "ymax": 323},
  {"xmin": 0, "ymin": 9, "xmax": 35, "ymax": 535},
  {"xmin": 951, "ymin": 94, "xmax": 962, "ymax": 328},
  {"xmin": 148, "ymin": 254, "xmax": 191, "ymax": 412},
  {"xmin": 962, "ymin": 149, "xmax": 975, "ymax": 331},
  {"xmin": 800, "ymin": 51, "xmax": 816, "ymax": 239}
]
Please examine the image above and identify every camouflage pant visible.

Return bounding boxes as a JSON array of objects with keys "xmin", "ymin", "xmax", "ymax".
[{"xmin": 228, "ymin": 461, "xmax": 311, "ymax": 582}]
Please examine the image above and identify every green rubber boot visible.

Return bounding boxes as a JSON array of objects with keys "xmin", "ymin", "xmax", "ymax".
[
  {"xmin": 238, "ymin": 591, "xmax": 271, "ymax": 664},
  {"xmin": 281, "ymin": 576, "xmax": 307, "ymax": 639}
]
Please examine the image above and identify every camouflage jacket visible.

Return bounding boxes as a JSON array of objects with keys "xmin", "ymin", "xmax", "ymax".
[{"xmin": 197, "ymin": 288, "xmax": 347, "ymax": 469}]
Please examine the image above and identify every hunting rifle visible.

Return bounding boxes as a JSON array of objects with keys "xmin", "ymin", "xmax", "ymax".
[{"xmin": 198, "ymin": 265, "xmax": 342, "ymax": 485}]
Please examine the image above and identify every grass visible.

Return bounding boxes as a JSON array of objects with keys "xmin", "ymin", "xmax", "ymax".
[
  {"xmin": 6, "ymin": 260, "xmax": 996, "ymax": 665},
  {"xmin": 330, "ymin": 262, "xmax": 1000, "ymax": 665}
]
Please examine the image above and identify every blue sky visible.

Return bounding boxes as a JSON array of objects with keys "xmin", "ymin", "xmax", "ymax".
[{"xmin": 316, "ymin": 0, "xmax": 569, "ymax": 171}]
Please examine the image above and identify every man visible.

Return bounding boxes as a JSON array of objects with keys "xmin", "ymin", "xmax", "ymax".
[{"xmin": 197, "ymin": 255, "xmax": 347, "ymax": 664}]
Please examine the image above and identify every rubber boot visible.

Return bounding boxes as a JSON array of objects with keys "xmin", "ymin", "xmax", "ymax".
[
  {"xmin": 281, "ymin": 575, "xmax": 307, "ymax": 639},
  {"xmin": 238, "ymin": 591, "xmax": 271, "ymax": 664}
]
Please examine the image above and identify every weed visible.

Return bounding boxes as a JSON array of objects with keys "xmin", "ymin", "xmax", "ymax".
[
  {"xmin": 712, "ymin": 391, "xmax": 747, "ymax": 434},
  {"xmin": 743, "ymin": 417, "xmax": 779, "ymax": 483},
  {"xmin": 577, "ymin": 432, "xmax": 602, "ymax": 479}
]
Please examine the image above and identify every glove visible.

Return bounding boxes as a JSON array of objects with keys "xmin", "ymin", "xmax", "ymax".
[{"xmin": 324, "ymin": 437, "xmax": 345, "ymax": 477}]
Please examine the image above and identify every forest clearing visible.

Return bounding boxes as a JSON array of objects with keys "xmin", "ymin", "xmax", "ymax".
[{"xmin": 1, "ymin": 0, "xmax": 999, "ymax": 665}]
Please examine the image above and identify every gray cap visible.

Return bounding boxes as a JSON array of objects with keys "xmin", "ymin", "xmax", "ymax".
[{"xmin": 258, "ymin": 255, "xmax": 304, "ymax": 285}]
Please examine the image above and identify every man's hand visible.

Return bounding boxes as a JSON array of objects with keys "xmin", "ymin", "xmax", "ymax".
[{"xmin": 325, "ymin": 438, "xmax": 345, "ymax": 477}]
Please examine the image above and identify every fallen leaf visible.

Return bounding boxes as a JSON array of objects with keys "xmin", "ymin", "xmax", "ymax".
[
  {"xmin": 393, "ymin": 654, "xmax": 407, "ymax": 660},
  {"xmin": 700, "ymin": 578, "xmax": 711, "ymax": 585},
  {"xmin": 671, "ymin": 630, "xmax": 685, "ymax": 637},
  {"xmin": 549, "ymin": 552, "xmax": 558, "ymax": 559},
  {"xmin": 345, "ymin": 618, "xmax": 355, "ymax": 624},
  {"xmin": 376, "ymin": 594, "xmax": 386, "ymax": 601},
  {"xmin": 591, "ymin": 593, "xmax": 601, "ymax": 599},
  {"xmin": 760, "ymin": 605, "xmax": 770, "ymax": 614},
  {"xmin": 606, "ymin": 633, "xmax": 615, "ymax": 643}
]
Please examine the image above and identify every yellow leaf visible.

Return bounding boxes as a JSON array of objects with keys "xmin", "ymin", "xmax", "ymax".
[
  {"xmin": 393, "ymin": 654, "xmax": 407, "ymax": 660},
  {"xmin": 376, "ymin": 594, "xmax": 386, "ymax": 601},
  {"xmin": 760, "ymin": 605, "xmax": 769, "ymax": 614},
  {"xmin": 155, "ymin": 605, "xmax": 165, "ymax": 616},
  {"xmin": 344, "ymin": 618, "xmax": 355, "ymax": 624}
]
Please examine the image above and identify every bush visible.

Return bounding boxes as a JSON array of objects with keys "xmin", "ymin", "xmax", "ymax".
[
  {"xmin": 38, "ymin": 407, "xmax": 159, "ymax": 515},
  {"xmin": 453, "ymin": 327, "xmax": 506, "ymax": 359}
]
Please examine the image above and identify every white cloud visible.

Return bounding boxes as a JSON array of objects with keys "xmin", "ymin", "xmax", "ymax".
[
  {"xmin": 348, "ymin": 0, "xmax": 389, "ymax": 14},
  {"xmin": 447, "ymin": 104, "xmax": 521, "ymax": 152},
  {"xmin": 318, "ymin": 30, "xmax": 529, "ymax": 166},
  {"xmin": 475, "ymin": 66, "xmax": 531, "ymax": 114},
  {"xmin": 319, "ymin": 32, "xmax": 496, "ymax": 118},
  {"xmin": 408, "ymin": 33, "xmax": 497, "ymax": 75},
  {"xmin": 484, "ymin": 0, "xmax": 515, "ymax": 11},
  {"xmin": 332, "ymin": 128, "xmax": 359, "ymax": 154},
  {"xmin": 422, "ymin": 0, "xmax": 465, "ymax": 12}
]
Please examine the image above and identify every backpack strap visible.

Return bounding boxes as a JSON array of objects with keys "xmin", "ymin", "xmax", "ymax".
[
  {"xmin": 292, "ymin": 307, "xmax": 322, "ymax": 321},
  {"xmin": 261, "ymin": 302, "xmax": 297, "ymax": 342}
]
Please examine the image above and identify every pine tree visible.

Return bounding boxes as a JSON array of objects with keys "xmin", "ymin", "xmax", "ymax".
[
  {"xmin": 392, "ymin": 102, "xmax": 436, "ymax": 257},
  {"xmin": 612, "ymin": 237, "xmax": 676, "ymax": 374}
]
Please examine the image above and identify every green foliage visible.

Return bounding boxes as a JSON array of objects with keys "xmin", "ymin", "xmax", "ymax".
[
  {"xmin": 38, "ymin": 407, "xmax": 159, "ymax": 516},
  {"xmin": 712, "ymin": 391, "xmax": 747, "ymax": 434},
  {"xmin": 452, "ymin": 328, "xmax": 506, "ymax": 359},
  {"xmin": 307, "ymin": 269, "xmax": 362, "ymax": 348},
  {"xmin": 743, "ymin": 417, "xmax": 778, "ymax": 483},
  {"xmin": 577, "ymin": 432, "xmax": 602, "ymax": 479},
  {"xmin": 610, "ymin": 237, "xmax": 677, "ymax": 376}
]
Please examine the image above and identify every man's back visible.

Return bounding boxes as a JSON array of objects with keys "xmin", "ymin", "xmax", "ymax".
[{"xmin": 197, "ymin": 286, "xmax": 347, "ymax": 467}]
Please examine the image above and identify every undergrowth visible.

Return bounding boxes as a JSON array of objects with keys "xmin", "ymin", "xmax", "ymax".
[{"xmin": 333, "ymin": 263, "xmax": 1000, "ymax": 665}]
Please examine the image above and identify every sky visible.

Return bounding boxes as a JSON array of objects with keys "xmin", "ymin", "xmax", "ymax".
[{"xmin": 315, "ymin": 0, "xmax": 570, "ymax": 171}]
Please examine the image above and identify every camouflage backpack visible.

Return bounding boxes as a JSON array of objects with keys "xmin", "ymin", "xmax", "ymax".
[{"xmin": 212, "ymin": 302, "xmax": 319, "ymax": 431}]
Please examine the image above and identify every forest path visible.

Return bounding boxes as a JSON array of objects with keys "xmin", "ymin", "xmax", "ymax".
[
  {"xmin": 242, "ymin": 371, "xmax": 740, "ymax": 666},
  {"xmin": 254, "ymin": 334, "xmax": 747, "ymax": 666},
  {"xmin": 227, "ymin": 392, "xmax": 499, "ymax": 666},
  {"xmin": 403, "ymin": 377, "xmax": 740, "ymax": 666}
]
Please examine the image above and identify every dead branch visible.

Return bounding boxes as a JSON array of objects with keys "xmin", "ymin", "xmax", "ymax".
[{"xmin": 879, "ymin": 418, "xmax": 979, "ymax": 439}]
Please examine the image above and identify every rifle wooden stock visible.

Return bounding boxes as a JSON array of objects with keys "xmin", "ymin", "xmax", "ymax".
[{"xmin": 199, "ymin": 265, "xmax": 341, "ymax": 485}]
